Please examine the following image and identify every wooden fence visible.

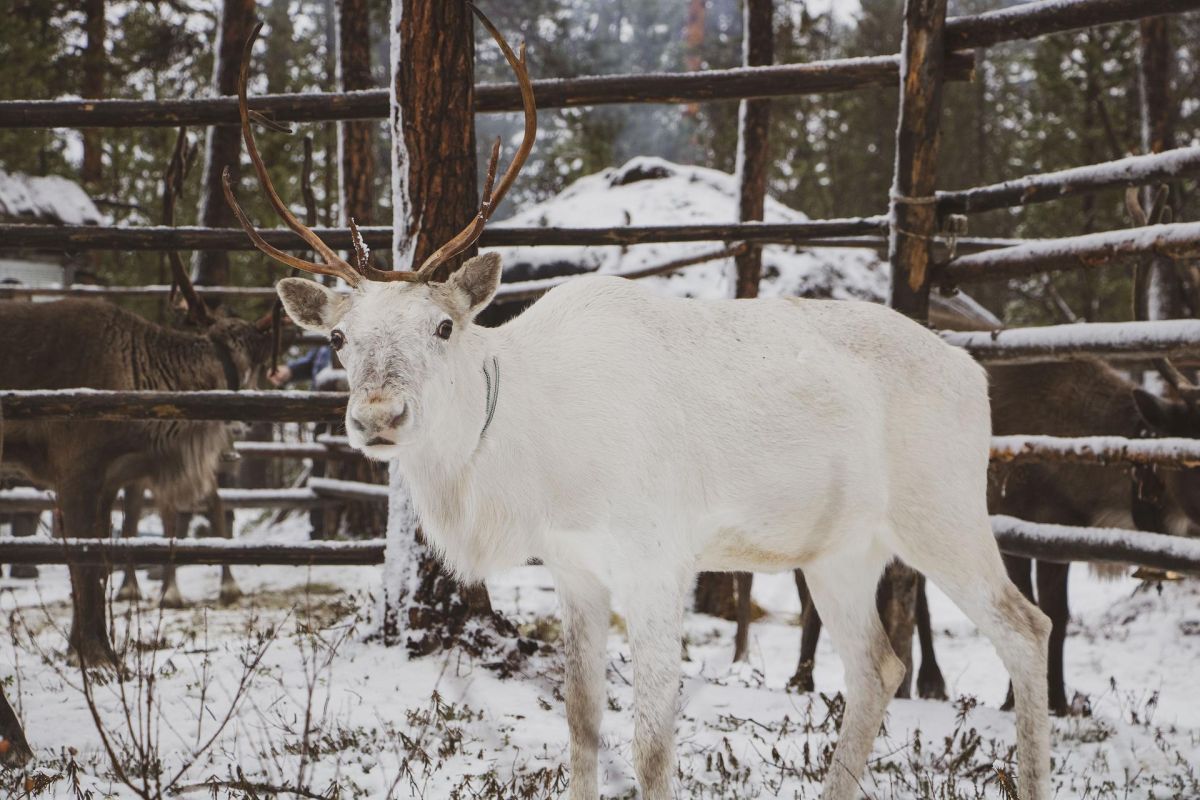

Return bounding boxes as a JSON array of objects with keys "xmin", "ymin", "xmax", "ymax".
[{"xmin": 3, "ymin": 0, "xmax": 1200, "ymax": 579}]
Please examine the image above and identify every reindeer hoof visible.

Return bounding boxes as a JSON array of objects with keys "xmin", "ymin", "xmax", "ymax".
[
  {"xmin": 218, "ymin": 583, "xmax": 243, "ymax": 606},
  {"xmin": 787, "ymin": 668, "xmax": 815, "ymax": 694},
  {"xmin": 159, "ymin": 586, "xmax": 187, "ymax": 609},
  {"xmin": 917, "ymin": 668, "xmax": 947, "ymax": 701}
]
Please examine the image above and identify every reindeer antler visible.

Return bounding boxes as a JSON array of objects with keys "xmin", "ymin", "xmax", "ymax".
[
  {"xmin": 223, "ymin": 6, "xmax": 536, "ymax": 288},
  {"xmin": 162, "ymin": 126, "xmax": 211, "ymax": 326}
]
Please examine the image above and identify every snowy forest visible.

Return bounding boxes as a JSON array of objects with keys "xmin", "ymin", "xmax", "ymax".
[{"xmin": 2, "ymin": 0, "xmax": 1200, "ymax": 798}]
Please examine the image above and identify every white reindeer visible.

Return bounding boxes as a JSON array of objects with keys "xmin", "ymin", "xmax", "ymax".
[{"xmin": 223, "ymin": 9, "xmax": 1051, "ymax": 799}]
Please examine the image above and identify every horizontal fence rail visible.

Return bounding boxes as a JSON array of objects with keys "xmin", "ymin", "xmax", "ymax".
[
  {"xmin": 5, "ymin": 0, "xmax": 1195, "ymax": 130},
  {"xmin": 0, "ymin": 389, "xmax": 346, "ymax": 422},
  {"xmin": 0, "ymin": 487, "xmax": 332, "ymax": 513},
  {"xmin": 936, "ymin": 146, "xmax": 1200, "ymax": 216},
  {"xmin": 0, "ymin": 55, "xmax": 975, "ymax": 129},
  {"xmin": 0, "ymin": 536, "xmax": 385, "ymax": 566},
  {"xmin": 942, "ymin": 0, "xmax": 1200, "ymax": 51},
  {"xmin": 991, "ymin": 514, "xmax": 1200, "ymax": 575},
  {"xmin": 991, "ymin": 435, "xmax": 1200, "ymax": 467},
  {"xmin": 2, "ymin": 516, "xmax": 1196, "ymax": 575},
  {"xmin": 942, "ymin": 319, "xmax": 1200, "ymax": 364},
  {"xmin": 233, "ymin": 440, "xmax": 359, "ymax": 459},
  {"xmin": 940, "ymin": 222, "xmax": 1200, "ymax": 283},
  {"xmin": 0, "ymin": 219, "xmax": 888, "ymax": 252}
]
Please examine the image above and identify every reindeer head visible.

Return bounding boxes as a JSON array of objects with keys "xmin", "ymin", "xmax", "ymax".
[{"xmin": 223, "ymin": 5, "xmax": 534, "ymax": 457}]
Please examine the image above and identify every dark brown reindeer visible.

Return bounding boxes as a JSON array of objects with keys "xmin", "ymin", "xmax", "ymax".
[
  {"xmin": 0, "ymin": 129, "xmax": 273, "ymax": 666},
  {"xmin": 734, "ymin": 356, "xmax": 1200, "ymax": 714}
]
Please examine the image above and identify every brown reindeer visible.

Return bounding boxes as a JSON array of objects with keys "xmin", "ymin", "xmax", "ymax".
[
  {"xmin": 736, "ymin": 357, "xmax": 1200, "ymax": 714},
  {"xmin": 0, "ymin": 130, "xmax": 273, "ymax": 665}
]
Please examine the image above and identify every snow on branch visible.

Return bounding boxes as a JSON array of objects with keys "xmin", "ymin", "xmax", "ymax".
[{"xmin": 942, "ymin": 319, "xmax": 1200, "ymax": 364}]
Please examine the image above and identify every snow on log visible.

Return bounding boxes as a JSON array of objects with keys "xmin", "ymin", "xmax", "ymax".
[
  {"xmin": 941, "ymin": 222, "xmax": 1200, "ymax": 283},
  {"xmin": 991, "ymin": 435, "xmax": 1200, "ymax": 467},
  {"xmin": 944, "ymin": 0, "xmax": 1200, "ymax": 51},
  {"xmin": 308, "ymin": 477, "xmax": 390, "ymax": 501},
  {"xmin": 233, "ymin": 440, "xmax": 360, "ymax": 459},
  {"xmin": 0, "ymin": 219, "xmax": 888, "ymax": 252},
  {"xmin": 0, "ymin": 389, "xmax": 346, "ymax": 421},
  {"xmin": 0, "ymin": 487, "xmax": 330, "ymax": 513},
  {"xmin": 0, "ymin": 536, "xmax": 386, "ymax": 566},
  {"xmin": 0, "ymin": 55, "xmax": 975, "ymax": 130},
  {"xmin": 942, "ymin": 319, "xmax": 1200, "ymax": 364},
  {"xmin": 991, "ymin": 515, "xmax": 1200, "ymax": 576},
  {"xmin": 0, "ymin": 283, "xmax": 286, "ymax": 300},
  {"xmin": 936, "ymin": 146, "xmax": 1200, "ymax": 215}
]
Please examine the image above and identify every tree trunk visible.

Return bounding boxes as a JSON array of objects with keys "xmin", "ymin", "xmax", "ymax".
[
  {"xmin": 1137, "ymin": 17, "xmax": 1187, "ymax": 323},
  {"xmin": 337, "ymin": 0, "xmax": 377, "ymax": 228},
  {"xmin": 885, "ymin": 0, "xmax": 950, "ymax": 697},
  {"xmin": 385, "ymin": 0, "xmax": 508, "ymax": 652},
  {"xmin": 81, "ymin": 0, "xmax": 106, "ymax": 187},
  {"xmin": 695, "ymin": 0, "xmax": 773, "ymax": 621},
  {"xmin": 191, "ymin": 0, "xmax": 256, "ymax": 290}
]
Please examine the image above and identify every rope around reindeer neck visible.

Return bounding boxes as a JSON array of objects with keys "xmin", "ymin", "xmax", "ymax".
[{"xmin": 480, "ymin": 355, "xmax": 500, "ymax": 440}]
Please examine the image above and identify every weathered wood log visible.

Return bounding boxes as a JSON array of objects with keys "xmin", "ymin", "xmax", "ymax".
[
  {"xmin": 0, "ymin": 486, "xmax": 331, "ymax": 513},
  {"xmin": 233, "ymin": 440, "xmax": 361, "ymax": 459},
  {"xmin": 0, "ymin": 218, "xmax": 888, "ymax": 251},
  {"xmin": 0, "ymin": 536, "xmax": 386, "ymax": 566},
  {"xmin": 0, "ymin": 284, "xmax": 286, "ymax": 299},
  {"xmin": 941, "ymin": 319, "xmax": 1200, "ymax": 364},
  {"xmin": 940, "ymin": 221, "xmax": 1200, "ymax": 283},
  {"xmin": 991, "ymin": 435, "xmax": 1200, "ymax": 467},
  {"xmin": 992, "ymin": 514, "xmax": 1200, "ymax": 576},
  {"xmin": 944, "ymin": 0, "xmax": 1200, "ymax": 52},
  {"xmin": 732, "ymin": 0, "xmax": 774, "ymax": 301},
  {"xmin": 889, "ymin": 0, "xmax": 948, "ymax": 315},
  {"xmin": 0, "ymin": 55, "xmax": 975, "ymax": 130},
  {"xmin": 936, "ymin": 146, "xmax": 1200, "ymax": 215},
  {"xmin": 308, "ymin": 476, "xmax": 390, "ymax": 501},
  {"xmin": 0, "ymin": 389, "xmax": 346, "ymax": 421}
]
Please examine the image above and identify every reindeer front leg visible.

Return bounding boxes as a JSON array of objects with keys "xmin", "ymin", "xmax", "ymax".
[
  {"xmin": 618, "ymin": 568, "xmax": 687, "ymax": 800},
  {"xmin": 554, "ymin": 569, "xmax": 611, "ymax": 800}
]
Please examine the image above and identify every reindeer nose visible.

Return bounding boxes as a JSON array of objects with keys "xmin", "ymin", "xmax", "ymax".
[{"xmin": 350, "ymin": 398, "xmax": 407, "ymax": 443}]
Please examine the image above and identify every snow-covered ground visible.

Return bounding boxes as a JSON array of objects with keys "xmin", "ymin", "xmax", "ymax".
[{"xmin": 1, "ymin": 511, "xmax": 1197, "ymax": 799}]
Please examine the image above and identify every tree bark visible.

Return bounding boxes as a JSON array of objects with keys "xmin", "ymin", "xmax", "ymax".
[
  {"xmin": 885, "ymin": 0, "xmax": 950, "ymax": 698},
  {"xmin": 1137, "ymin": 16, "xmax": 1188, "ymax": 323},
  {"xmin": 80, "ymin": 0, "xmax": 106, "ymax": 187},
  {"xmin": 391, "ymin": 0, "xmax": 477, "ymax": 277},
  {"xmin": 337, "ymin": 0, "xmax": 377, "ymax": 228},
  {"xmin": 387, "ymin": 0, "xmax": 505, "ymax": 649},
  {"xmin": 696, "ymin": 0, "xmax": 774, "ymax": 622},
  {"xmin": 191, "ymin": 0, "xmax": 256, "ymax": 290}
]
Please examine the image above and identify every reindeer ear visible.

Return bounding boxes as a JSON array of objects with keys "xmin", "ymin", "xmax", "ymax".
[
  {"xmin": 446, "ymin": 253, "xmax": 502, "ymax": 317},
  {"xmin": 277, "ymin": 278, "xmax": 346, "ymax": 333}
]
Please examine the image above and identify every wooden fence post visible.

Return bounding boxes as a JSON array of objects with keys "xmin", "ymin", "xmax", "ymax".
[{"xmin": 886, "ymin": 0, "xmax": 950, "ymax": 698}]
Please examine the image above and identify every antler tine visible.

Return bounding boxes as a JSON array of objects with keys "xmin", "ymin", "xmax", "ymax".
[
  {"xmin": 222, "ymin": 21, "xmax": 363, "ymax": 287},
  {"xmin": 1154, "ymin": 357, "xmax": 1200, "ymax": 403},
  {"xmin": 416, "ymin": 4, "xmax": 537, "ymax": 278},
  {"xmin": 163, "ymin": 126, "xmax": 212, "ymax": 327}
]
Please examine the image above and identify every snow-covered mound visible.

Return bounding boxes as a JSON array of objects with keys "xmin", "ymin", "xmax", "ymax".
[
  {"xmin": 487, "ymin": 156, "xmax": 999, "ymax": 330},
  {"xmin": 0, "ymin": 169, "xmax": 105, "ymax": 225}
]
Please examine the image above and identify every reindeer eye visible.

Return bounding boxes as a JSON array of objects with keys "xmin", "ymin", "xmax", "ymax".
[
  {"xmin": 329, "ymin": 330, "xmax": 346, "ymax": 351},
  {"xmin": 436, "ymin": 319, "xmax": 453, "ymax": 340}
]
